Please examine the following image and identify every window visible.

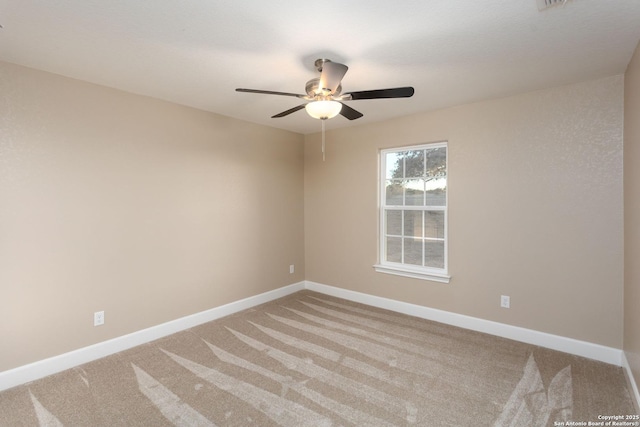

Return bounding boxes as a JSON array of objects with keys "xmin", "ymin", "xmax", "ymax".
[{"xmin": 375, "ymin": 142, "xmax": 449, "ymax": 283}]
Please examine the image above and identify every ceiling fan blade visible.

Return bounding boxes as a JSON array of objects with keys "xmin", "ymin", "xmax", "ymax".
[
  {"xmin": 339, "ymin": 102, "xmax": 364, "ymax": 120},
  {"xmin": 271, "ymin": 104, "xmax": 307, "ymax": 118},
  {"xmin": 236, "ymin": 88, "xmax": 307, "ymax": 98},
  {"xmin": 344, "ymin": 87, "xmax": 415, "ymax": 100},
  {"xmin": 318, "ymin": 61, "xmax": 348, "ymax": 94}
]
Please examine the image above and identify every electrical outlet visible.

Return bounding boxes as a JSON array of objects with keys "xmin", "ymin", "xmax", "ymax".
[
  {"xmin": 289, "ymin": 264, "xmax": 295, "ymax": 274},
  {"xmin": 500, "ymin": 295, "xmax": 510, "ymax": 309},
  {"xmin": 94, "ymin": 311, "xmax": 105, "ymax": 326}
]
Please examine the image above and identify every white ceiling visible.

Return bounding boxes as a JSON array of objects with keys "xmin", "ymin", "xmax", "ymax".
[{"xmin": 1, "ymin": 0, "xmax": 639, "ymax": 134}]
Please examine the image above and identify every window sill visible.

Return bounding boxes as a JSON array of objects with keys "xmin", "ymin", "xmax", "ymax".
[{"xmin": 373, "ymin": 264, "xmax": 450, "ymax": 283}]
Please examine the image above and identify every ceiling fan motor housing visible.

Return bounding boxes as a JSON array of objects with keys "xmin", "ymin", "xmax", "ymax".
[{"xmin": 306, "ymin": 77, "xmax": 341, "ymax": 98}]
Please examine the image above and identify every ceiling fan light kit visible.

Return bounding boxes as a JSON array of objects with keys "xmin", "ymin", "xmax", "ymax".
[{"xmin": 305, "ymin": 100, "xmax": 342, "ymax": 120}]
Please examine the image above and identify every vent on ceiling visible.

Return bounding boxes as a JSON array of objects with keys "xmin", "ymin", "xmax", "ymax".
[{"xmin": 536, "ymin": 0, "xmax": 569, "ymax": 11}]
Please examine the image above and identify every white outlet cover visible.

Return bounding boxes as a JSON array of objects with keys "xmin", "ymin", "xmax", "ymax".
[
  {"xmin": 501, "ymin": 296, "xmax": 510, "ymax": 308},
  {"xmin": 94, "ymin": 311, "xmax": 105, "ymax": 326}
]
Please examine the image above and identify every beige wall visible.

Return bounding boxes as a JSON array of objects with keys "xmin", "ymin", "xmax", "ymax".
[
  {"xmin": 305, "ymin": 75, "xmax": 624, "ymax": 348},
  {"xmin": 0, "ymin": 61, "xmax": 305, "ymax": 372},
  {"xmin": 0, "ymin": 56, "xmax": 629, "ymax": 374},
  {"xmin": 624, "ymin": 41, "xmax": 640, "ymax": 392}
]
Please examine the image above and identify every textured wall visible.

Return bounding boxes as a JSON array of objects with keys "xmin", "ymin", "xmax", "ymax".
[
  {"xmin": 305, "ymin": 76, "xmax": 624, "ymax": 348},
  {"xmin": 624, "ymin": 41, "xmax": 640, "ymax": 393},
  {"xmin": 0, "ymin": 61, "xmax": 305, "ymax": 372}
]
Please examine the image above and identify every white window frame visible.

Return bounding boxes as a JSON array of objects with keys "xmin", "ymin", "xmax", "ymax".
[{"xmin": 374, "ymin": 142, "xmax": 450, "ymax": 283}]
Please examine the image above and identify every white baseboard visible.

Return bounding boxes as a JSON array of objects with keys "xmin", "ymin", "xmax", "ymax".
[
  {"xmin": 304, "ymin": 281, "xmax": 624, "ymax": 366},
  {"xmin": 0, "ymin": 280, "xmax": 629, "ymax": 394},
  {"xmin": 622, "ymin": 352, "xmax": 640, "ymax": 412},
  {"xmin": 0, "ymin": 281, "xmax": 305, "ymax": 392}
]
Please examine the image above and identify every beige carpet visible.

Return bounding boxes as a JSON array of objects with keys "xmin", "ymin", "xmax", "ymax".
[{"xmin": 0, "ymin": 290, "xmax": 636, "ymax": 426}]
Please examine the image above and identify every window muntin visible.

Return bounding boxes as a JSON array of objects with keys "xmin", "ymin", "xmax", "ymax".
[{"xmin": 376, "ymin": 142, "xmax": 449, "ymax": 282}]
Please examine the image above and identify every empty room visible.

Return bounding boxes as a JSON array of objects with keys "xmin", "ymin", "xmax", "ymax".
[{"xmin": 1, "ymin": 1, "xmax": 640, "ymax": 425}]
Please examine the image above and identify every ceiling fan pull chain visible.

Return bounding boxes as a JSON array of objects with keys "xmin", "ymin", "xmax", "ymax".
[{"xmin": 322, "ymin": 119, "xmax": 326, "ymax": 162}]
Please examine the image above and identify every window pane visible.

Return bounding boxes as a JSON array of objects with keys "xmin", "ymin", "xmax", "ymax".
[
  {"xmin": 386, "ymin": 210, "xmax": 402, "ymax": 236},
  {"xmin": 424, "ymin": 211, "xmax": 445, "ymax": 238},
  {"xmin": 425, "ymin": 185, "xmax": 446, "ymax": 206},
  {"xmin": 404, "ymin": 210, "xmax": 422, "ymax": 238},
  {"xmin": 404, "ymin": 238, "xmax": 423, "ymax": 266},
  {"xmin": 426, "ymin": 147, "xmax": 446, "ymax": 178},
  {"xmin": 403, "ymin": 150, "xmax": 425, "ymax": 178},
  {"xmin": 404, "ymin": 179, "xmax": 424, "ymax": 206},
  {"xmin": 425, "ymin": 241, "xmax": 445, "ymax": 268},
  {"xmin": 386, "ymin": 237, "xmax": 402, "ymax": 262},
  {"xmin": 385, "ymin": 152, "xmax": 403, "ymax": 179},
  {"xmin": 426, "ymin": 147, "xmax": 446, "ymax": 206},
  {"xmin": 385, "ymin": 180, "xmax": 403, "ymax": 205}
]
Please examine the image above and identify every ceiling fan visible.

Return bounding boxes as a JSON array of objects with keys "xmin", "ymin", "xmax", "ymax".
[{"xmin": 236, "ymin": 58, "xmax": 415, "ymax": 121}]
